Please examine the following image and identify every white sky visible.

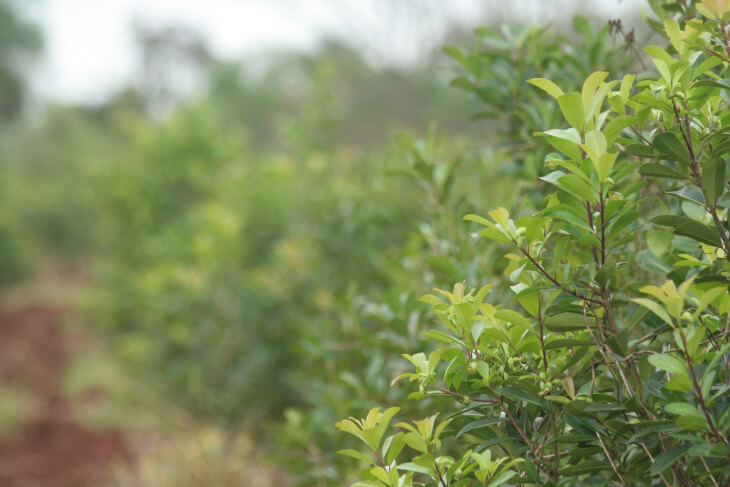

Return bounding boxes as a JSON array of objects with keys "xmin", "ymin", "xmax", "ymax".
[{"xmin": 23, "ymin": 0, "xmax": 643, "ymax": 104}]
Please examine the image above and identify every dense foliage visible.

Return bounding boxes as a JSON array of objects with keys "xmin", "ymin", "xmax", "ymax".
[
  {"xmin": 2, "ymin": 12, "xmax": 633, "ymax": 487},
  {"xmin": 337, "ymin": 1, "xmax": 730, "ymax": 486},
  {"xmin": 11, "ymin": 0, "xmax": 730, "ymax": 485}
]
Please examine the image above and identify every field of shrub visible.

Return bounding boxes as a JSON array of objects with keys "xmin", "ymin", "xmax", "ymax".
[{"xmin": 3, "ymin": 1, "xmax": 730, "ymax": 485}]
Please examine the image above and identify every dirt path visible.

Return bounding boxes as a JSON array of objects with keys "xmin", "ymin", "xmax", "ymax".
[{"xmin": 0, "ymin": 304, "xmax": 131, "ymax": 487}]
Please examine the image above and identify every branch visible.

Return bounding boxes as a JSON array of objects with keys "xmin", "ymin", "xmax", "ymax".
[
  {"xmin": 596, "ymin": 432, "xmax": 628, "ymax": 487},
  {"xmin": 520, "ymin": 247, "xmax": 603, "ymax": 305}
]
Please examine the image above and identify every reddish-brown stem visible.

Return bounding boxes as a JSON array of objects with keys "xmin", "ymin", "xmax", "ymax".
[{"xmin": 677, "ymin": 328, "xmax": 728, "ymax": 444}]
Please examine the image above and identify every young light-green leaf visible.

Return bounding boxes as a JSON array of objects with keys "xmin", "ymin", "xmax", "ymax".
[
  {"xmin": 557, "ymin": 92, "xmax": 585, "ymax": 131},
  {"xmin": 494, "ymin": 309, "xmax": 531, "ymax": 328},
  {"xmin": 648, "ymin": 353, "xmax": 686, "ymax": 375},
  {"xmin": 527, "ymin": 77, "xmax": 565, "ymax": 98},
  {"xmin": 631, "ymin": 298, "xmax": 673, "ymax": 324},
  {"xmin": 558, "ymin": 174, "xmax": 597, "ymax": 203}
]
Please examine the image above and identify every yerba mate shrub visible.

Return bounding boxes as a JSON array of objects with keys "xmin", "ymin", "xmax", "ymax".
[{"xmin": 338, "ymin": 2, "xmax": 730, "ymax": 485}]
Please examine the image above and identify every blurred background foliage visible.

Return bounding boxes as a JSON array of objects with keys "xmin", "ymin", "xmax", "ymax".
[{"xmin": 0, "ymin": 0, "xmax": 651, "ymax": 485}]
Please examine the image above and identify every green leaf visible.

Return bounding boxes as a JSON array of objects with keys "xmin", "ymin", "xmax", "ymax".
[
  {"xmin": 455, "ymin": 417, "xmax": 507, "ymax": 438},
  {"xmin": 648, "ymin": 353, "xmax": 686, "ymax": 375},
  {"xmin": 653, "ymin": 132, "xmax": 691, "ymax": 164},
  {"xmin": 665, "ymin": 402, "xmax": 703, "ymax": 418},
  {"xmin": 545, "ymin": 339, "xmax": 593, "ymax": 350},
  {"xmin": 537, "ymin": 129, "xmax": 583, "ymax": 160},
  {"xmin": 374, "ymin": 407, "xmax": 401, "ymax": 450},
  {"xmin": 650, "ymin": 444, "xmax": 691, "ymax": 475},
  {"xmin": 539, "ymin": 205, "xmax": 592, "ymax": 233},
  {"xmin": 397, "ymin": 462, "xmax": 432, "ymax": 475},
  {"xmin": 674, "ymin": 221, "xmax": 723, "ymax": 247},
  {"xmin": 475, "ymin": 361, "xmax": 491, "ymax": 381},
  {"xmin": 449, "ymin": 76, "xmax": 473, "ymax": 92},
  {"xmin": 338, "ymin": 449, "xmax": 374, "ymax": 463},
  {"xmin": 369, "ymin": 466, "xmax": 391, "ymax": 484},
  {"xmin": 581, "ymin": 72, "xmax": 608, "ymax": 110},
  {"xmin": 487, "ymin": 470, "xmax": 518, "ymax": 487},
  {"xmin": 423, "ymin": 329, "xmax": 465, "ymax": 347},
  {"xmin": 516, "ymin": 289, "xmax": 540, "ymax": 318},
  {"xmin": 401, "ymin": 431, "xmax": 428, "ymax": 453},
  {"xmin": 464, "ymin": 214, "xmax": 493, "ymax": 227},
  {"xmin": 384, "ymin": 433, "xmax": 405, "ymax": 463},
  {"xmin": 667, "ymin": 185, "xmax": 705, "ymax": 205},
  {"xmin": 479, "ymin": 227, "xmax": 512, "ymax": 243},
  {"xmin": 496, "ymin": 386, "xmax": 542, "ymax": 406},
  {"xmin": 631, "ymin": 298, "xmax": 673, "ymax": 324},
  {"xmin": 475, "ymin": 436, "xmax": 513, "ymax": 451},
  {"xmin": 651, "ymin": 215, "xmax": 695, "ymax": 228},
  {"xmin": 545, "ymin": 395, "xmax": 571, "ymax": 404},
  {"xmin": 544, "ymin": 313, "xmax": 599, "ymax": 332},
  {"xmin": 653, "ymin": 58, "xmax": 672, "ymax": 83},
  {"xmin": 702, "ymin": 157, "xmax": 726, "ymax": 203},
  {"xmin": 624, "ymin": 143, "xmax": 658, "ymax": 157},
  {"xmin": 604, "ymin": 115, "xmax": 636, "ymax": 141},
  {"xmin": 595, "ymin": 152, "xmax": 618, "ymax": 182},
  {"xmin": 557, "ymin": 92, "xmax": 585, "ymax": 131},
  {"xmin": 620, "ymin": 73, "xmax": 635, "ymax": 100},
  {"xmin": 647, "ymin": 228, "xmax": 673, "ymax": 257},
  {"xmin": 697, "ymin": 286, "xmax": 726, "ymax": 314},
  {"xmin": 676, "ymin": 414, "xmax": 709, "ymax": 430},
  {"xmin": 527, "ymin": 78, "xmax": 565, "ymax": 98},
  {"xmin": 665, "ymin": 19, "xmax": 683, "ymax": 55},
  {"xmin": 523, "ymin": 460, "xmax": 540, "ymax": 483},
  {"xmin": 557, "ymin": 174, "xmax": 597, "ymax": 203},
  {"xmin": 639, "ymin": 163, "xmax": 686, "ymax": 179},
  {"xmin": 494, "ymin": 309, "xmax": 530, "ymax": 328},
  {"xmin": 561, "ymin": 460, "xmax": 607, "ymax": 476}
]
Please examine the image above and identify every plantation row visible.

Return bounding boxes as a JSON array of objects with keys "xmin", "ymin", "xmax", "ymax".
[{"xmin": 4, "ymin": 0, "xmax": 730, "ymax": 485}]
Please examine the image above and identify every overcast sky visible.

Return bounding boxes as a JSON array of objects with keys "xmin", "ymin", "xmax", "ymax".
[{"xmin": 23, "ymin": 0, "xmax": 644, "ymax": 104}]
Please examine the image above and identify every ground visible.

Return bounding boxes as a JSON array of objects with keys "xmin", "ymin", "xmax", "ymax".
[
  {"xmin": 0, "ymin": 303, "xmax": 131, "ymax": 487},
  {"xmin": 0, "ymin": 269, "xmax": 289, "ymax": 487}
]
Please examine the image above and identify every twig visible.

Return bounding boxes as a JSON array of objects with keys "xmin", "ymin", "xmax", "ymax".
[
  {"xmin": 520, "ymin": 247, "xmax": 603, "ymax": 305},
  {"xmin": 596, "ymin": 432, "xmax": 628, "ymax": 486}
]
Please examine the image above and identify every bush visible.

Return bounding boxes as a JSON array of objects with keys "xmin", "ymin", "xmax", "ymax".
[
  {"xmin": 281, "ymin": 17, "xmax": 634, "ymax": 487},
  {"xmin": 0, "ymin": 223, "xmax": 28, "ymax": 287},
  {"xmin": 339, "ymin": 2, "xmax": 730, "ymax": 486}
]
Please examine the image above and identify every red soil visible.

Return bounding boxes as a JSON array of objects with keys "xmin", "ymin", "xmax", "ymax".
[{"xmin": 0, "ymin": 305, "xmax": 131, "ymax": 487}]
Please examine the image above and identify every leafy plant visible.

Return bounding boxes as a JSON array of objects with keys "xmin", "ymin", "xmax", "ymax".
[{"xmin": 339, "ymin": 2, "xmax": 730, "ymax": 485}]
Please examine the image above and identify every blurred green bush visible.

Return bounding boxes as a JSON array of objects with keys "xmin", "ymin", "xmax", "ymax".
[{"xmin": 0, "ymin": 8, "xmax": 637, "ymax": 485}]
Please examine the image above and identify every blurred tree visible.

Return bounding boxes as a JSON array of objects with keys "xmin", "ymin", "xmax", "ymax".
[
  {"xmin": 132, "ymin": 22, "xmax": 214, "ymax": 117},
  {"xmin": 0, "ymin": 0, "xmax": 41, "ymax": 121}
]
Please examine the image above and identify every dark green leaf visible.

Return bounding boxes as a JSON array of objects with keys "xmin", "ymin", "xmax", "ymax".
[
  {"xmin": 523, "ymin": 460, "xmax": 540, "ymax": 483},
  {"xmin": 674, "ymin": 221, "xmax": 723, "ymax": 247},
  {"xmin": 544, "ymin": 313, "xmax": 599, "ymax": 332},
  {"xmin": 667, "ymin": 185, "xmax": 705, "ymax": 205},
  {"xmin": 650, "ymin": 444, "xmax": 691, "ymax": 475},
  {"xmin": 474, "ymin": 436, "xmax": 513, "ymax": 451},
  {"xmin": 455, "ymin": 418, "xmax": 507, "ymax": 438},
  {"xmin": 624, "ymin": 143, "xmax": 658, "ymax": 157},
  {"xmin": 651, "ymin": 215, "xmax": 695, "ymax": 228},
  {"xmin": 545, "ymin": 339, "xmax": 593, "ymax": 350},
  {"xmin": 561, "ymin": 461, "xmax": 607, "ymax": 476},
  {"xmin": 639, "ymin": 163, "xmax": 686, "ymax": 179},
  {"xmin": 653, "ymin": 132, "xmax": 691, "ymax": 164},
  {"xmin": 702, "ymin": 157, "xmax": 726, "ymax": 203},
  {"xmin": 496, "ymin": 387, "xmax": 543, "ymax": 406}
]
